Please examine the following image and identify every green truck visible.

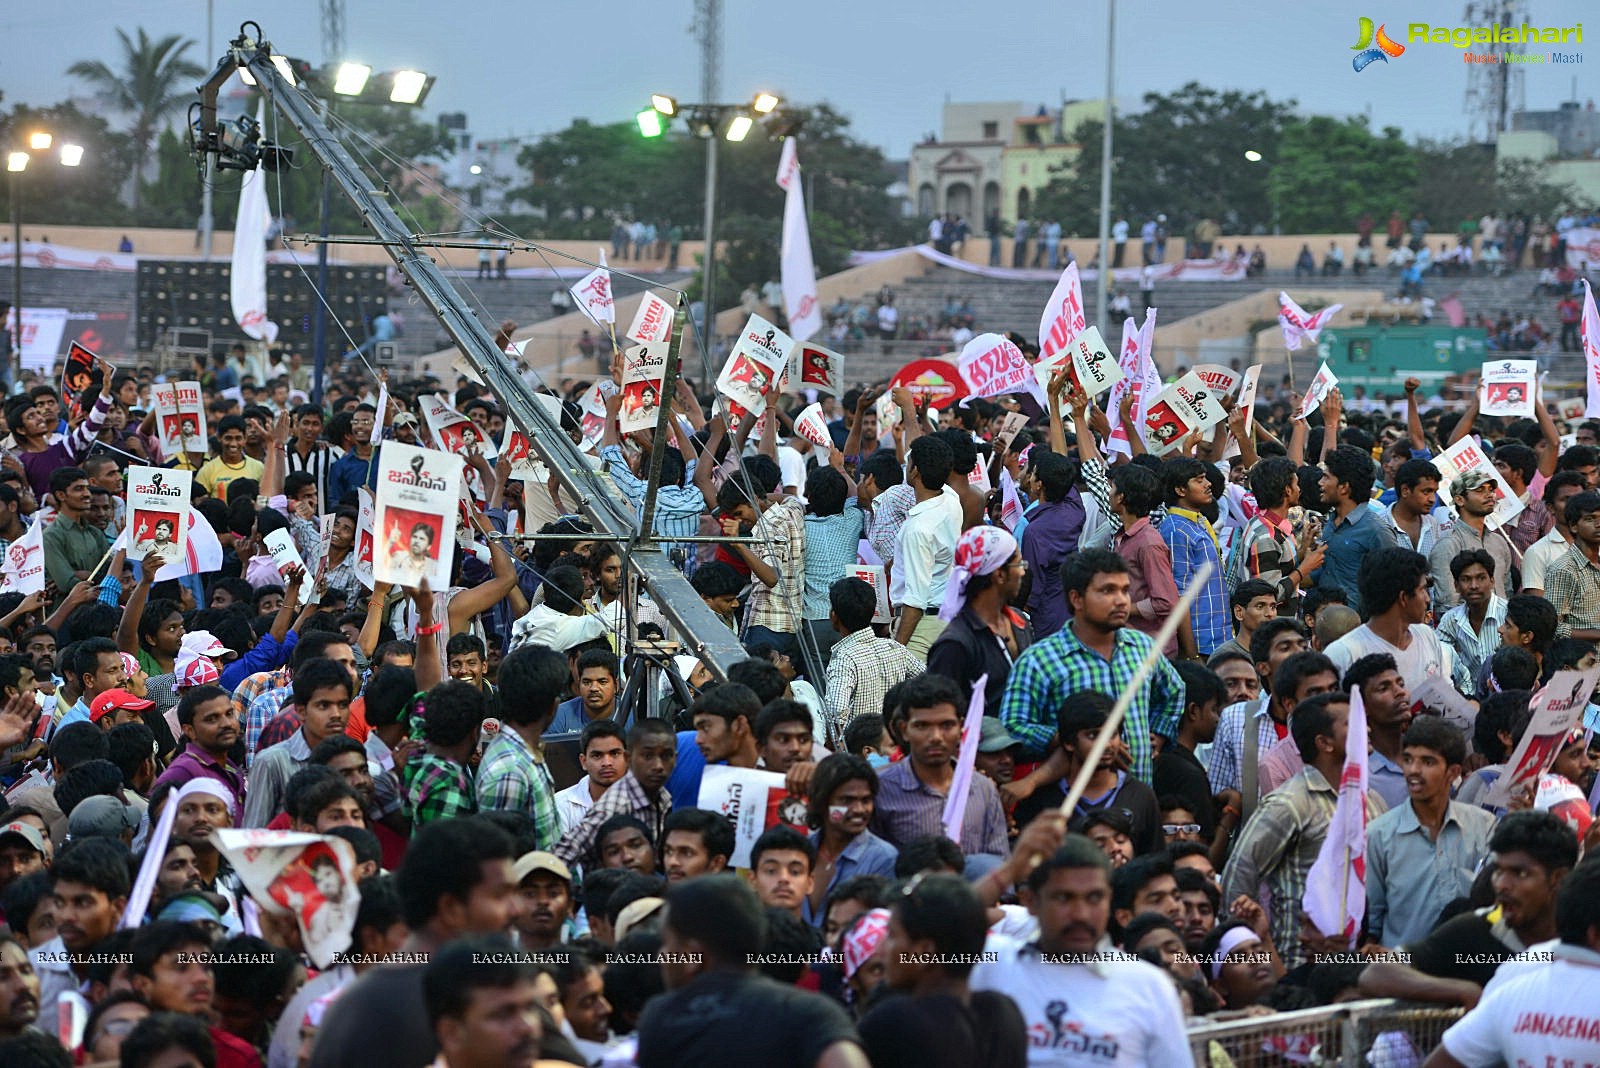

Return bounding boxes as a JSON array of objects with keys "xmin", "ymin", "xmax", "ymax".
[{"xmin": 1314, "ymin": 323, "xmax": 1487, "ymax": 392}]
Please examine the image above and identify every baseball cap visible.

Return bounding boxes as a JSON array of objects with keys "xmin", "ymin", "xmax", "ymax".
[
  {"xmin": 393, "ymin": 412, "xmax": 419, "ymax": 427},
  {"xmin": 182, "ymin": 630, "xmax": 236, "ymax": 662},
  {"xmin": 511, "ymin": 851, "xmax": 572, "ymax": 885},
  {"xmin": 89, "ymin": 688, "xmax": 155, "ymax": 724},
  {"xmin": 68, "ymin": 794, "xmax": 142, "ymax": 840},
  {"xmin": 0, "ymin": 820, "xmax": 46, "ymax": 856},
  {"xmin": 978, "ymin": 717, "xmax": 1020, "ymax": 754},
  {"xmin": 1450, "ymin": 470, "xmax": 1494, "ymax": 498},
  {"xmin": 613, "ymin": 897, "xmax": 664, "ymax": 942}
]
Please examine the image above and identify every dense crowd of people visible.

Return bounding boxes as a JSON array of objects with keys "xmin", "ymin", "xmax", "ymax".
[{"xmin": 2, "ymin": 293, "xmax": 1600, "ymax": 1068}]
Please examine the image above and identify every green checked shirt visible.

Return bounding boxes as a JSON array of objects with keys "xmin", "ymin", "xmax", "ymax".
[
  {"xmin": 403, "ymin": 753, "xmax": 477, "ymax": 826},
  {"xmin": 998, "ymin": 622, "xmax": 1184, "ymax": 783},
  {"xmin": 476, "ymin": 725, "xmax": 561, "ymax": 852}
]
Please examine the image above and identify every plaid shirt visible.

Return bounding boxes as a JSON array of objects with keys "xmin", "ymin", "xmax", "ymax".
[
  {"xmin": 475, "ymin": 726, "xmax": 561, "ymax": 851},
  {"xmin": 1545, "ymin": 543, "xmax": 1600, "ymax": 638},
  {"xmin": 403, "ymin": 753, "xmax": 477, "ymax": 826},
  {"xmin": 825, "ymin": 626, "xmax": 928, "ymax": 729},
  {"xmin": 1160, "ymin": 509, "xmax": 1230, "ymax": 655},
  {"xmin": 999, "ymin": 623, "xmax": 1184, "ymax": 783},
  {"xmin": 1207, "ymin": 697, "xmax": 1280, "ymax": 797},
  {"xmin": 256, "ymin": 704, "xmax": 303, "ymax": 754},
  {"xmin": 552, "ymin": 770, "xmax": 672, "ymax": 868},
  {"xmin": 1220, "ymin": 766, "xmax": 1388, "ymax": 968},
  {"xmin": 243, "ymin": 681, "xmax": 293, "ymax": 768},
  {"xmin": 745, "ymin": 497, "xmax": 806, "ymax": 635},
  {"xmin": 803, "ymin": 505, "xmax": 865, "ymax": 619}
]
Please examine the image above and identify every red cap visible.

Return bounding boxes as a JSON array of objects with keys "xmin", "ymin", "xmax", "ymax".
[{"xmin": 89, "ymin": 688, "xmax": 156, "ymax": 723}]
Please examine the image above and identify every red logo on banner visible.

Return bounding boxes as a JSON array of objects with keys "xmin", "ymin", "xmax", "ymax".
[{"xmin": 890, "ymin": 359, "xmax": 970, "ymax": 410}]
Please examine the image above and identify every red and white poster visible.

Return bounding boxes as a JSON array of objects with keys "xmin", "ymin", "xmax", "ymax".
[
  {"xmin": 373, "ymin": 442, "xmax": 464, "ymax": 590},
  {"xmin": 354, "ymin": 487, "xmax": 375, "ymax": 590},
  {"xmin": 618, "ymin": 340, "xmax": 669, "ymax": 434},
  {"xmin": 214, "ymin": 829, "xmax": 361, "ymax": 969},
  {"xmin": 793, "ymin": 402, "xmax": 831, "ymax": 450},
  {"xmin": 569, "ymin": 253, "xmax": 615, "ymax": 325},
  {"xmin": 1479, "ymin": 359, "xmax": 1537, "ymax": 419},
  {"xmin": 1144, "ymin": 371, "xmax": 1227, "ymax": 456},
  {"xmin": 1484, "ymin": 667, "xmax": 1600, "ymax": 808},
  {"xmin": 0, "ymin": 523, "xmax": 45, "ymax": 595},
  {"xmin": 697, "ymin": 765, "xmax": 810, "ymax": 869},
  {"xmin": 1581, "ymin": 281, "xmax": 1600, "ymax": 419},
  {"xmin": 626, "ymin": 291, "xmax": 675, "ymax": 344},
  {"xmin": 994, "ymin": 412, "xmax": 1030, "ymax": 455},
  {"xmin": 1238, "ymin": 364, "xmax": 1264, "ymax": 435},
  {"xmin": 153, "ymin": 381, "xmax": 207, "ymax": 457},
  {"xmin": 1191, "ymin": 363, "xmax": 1242, "ymax": 397},
  {"xmin": 1433, "ymin": 436, "xmax": 1524, "ymax": 531},
  {"xmin": 419, "ymin": 394, "xmax": 497, "ymax": 460},
  {"xmin": 790, "ymin": 341, "xmax": 844, "ymax": 397},
  {"xmin": 716, "ymin": 314, "xmax": 792, "ymax": 417},
  {"xmin": 850, "ymin": 563, "xmax": 892, "ymax": 625},
  {"xmin": 125, "ymin": 466, "xmax": 191, "ymax": 568},
  {"xmin": 957, "ymin": 332, "xmax": 1038, "ymax": 402},
  {"xmin": 1295, "ymin": 361, "xmax": 1340, "ymax": 421},
  {"xmin": 263, "ymin": 529, "xmax": 313, "ymax": 608}
]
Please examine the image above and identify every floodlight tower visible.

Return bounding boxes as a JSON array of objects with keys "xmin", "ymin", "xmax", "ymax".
[{"xmin": 1463, "ymin": 0, "xmax": 1528, "ymax": 143}]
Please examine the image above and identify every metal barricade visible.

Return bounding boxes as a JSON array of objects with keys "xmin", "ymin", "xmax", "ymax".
[{"xmin": 1185, "ymin": 998, "xmax": 1464, "ymax": 1067}]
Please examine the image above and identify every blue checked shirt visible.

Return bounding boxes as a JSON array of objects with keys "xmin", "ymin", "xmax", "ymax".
[
  {"xmin": 803, "ymin": 504, "xmax": 865, "ymax": 619},
  {"xmin": 1160, "ymin": 509, "xmax": 1230, "ymax": 656},
  {"xmin": 999, "ymin": 623, "xmax": 1185, "ymax": 783},
  {"xmin": 601, "ymin": 444, "xmax": 704, "ymax": 561}
]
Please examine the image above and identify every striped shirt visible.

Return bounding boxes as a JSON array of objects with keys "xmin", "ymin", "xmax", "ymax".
[
  {"xmin": 404, "ymin": 753, "xmax": 477, "ymax": 826},
  {"xmin": 866, "ymin": 484, "xmax": 915, "ymax": 565},
  {"xmin": 1207, "ymin": 697, "xmax": 1280, "ymax": 797},
  {"xmin": 1437, "ymin": 594, "xmax": 1506, "ymax": 696},
  {"xmin": 551, "ymin": 770, "xmax": 672, "ymax": 868},
  {"xmin": 999, "ymin": 623, "xmax": 1184, "ymax": 782},
  {"xmin": 1226, "ymin": 510, "xmax": 1298, "ymax": 605},
  {"xmin": 285, "ymin": 442, "xmax": 336, "ymax": 512}
]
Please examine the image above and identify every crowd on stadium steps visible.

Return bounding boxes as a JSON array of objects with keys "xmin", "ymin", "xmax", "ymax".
[{"xmin": 4, "ymin": 290, "xmax": 1600, "ymax": 1067}]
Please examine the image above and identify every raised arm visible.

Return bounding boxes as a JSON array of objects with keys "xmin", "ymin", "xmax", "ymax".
[
  {"xmin": 1045, "ymin": 368, "xmax": 1070, "ymax": 456},
  {"xmin": 447, "ymin": 505, "xmax": 518, "ymax": 633},
  {"xmin": 1117, "ymin": 388, "xmax": 1146, "ymax": 459},
  {"xmin": 357, "ymin": 580, "xmax": 394, "ymax": 659},
  {"xmin": 1319, "ymin": 388, "xmax": 1342, "ymax": 461},
  {"xmin": 410, "ymin": 579, "xmax": 443, "ymax": 693},
  {"xmin": 1447, "ymin": 387, "xmax": 1479, "ymax": 446},
  {"xmin": 272, "ymin": 567, "xmax": 316, "ymax": 645},
  {"xmin": 1404, "ymin": 377, "xmax": 1427, "ymax": 451},
  {"xmin": 115, "ymin": 564, "xmax": 155, "ymax": 657},
  {"xmin": 1534, "ymin": 379, "xmax": 1560, "ymax": 477},
  {"xmin": 842, "ymin": 389, "xmax": 875, "ymax": 462}
]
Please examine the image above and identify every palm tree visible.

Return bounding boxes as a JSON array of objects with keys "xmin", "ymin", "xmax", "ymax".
[{"xmin": 68, "ymin": 28, "xmax": 205, "ymax": 213}]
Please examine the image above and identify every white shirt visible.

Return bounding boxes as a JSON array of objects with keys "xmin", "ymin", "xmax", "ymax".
[
  {"xmin": 890, "ymin": 486, "xmax": 961, "ymax": 610},
  {"xmin": 1324, "ymin": 623, "xmax": 1454, "ymax": 696},
  {"xmin": 1112, "ymin": 220, "xmax": 1129, "ymax": 242},
  {"xmin": 970, "ymin": 935, "xmax": 1192, "ymax": 1067},
  {"xmin": 877, "ymin": 304, "xmax": 899, "ymax": 332},
  {"xmin": 555, "ymin": 775, "xmax": 598, "ymax": 834},
  {"xmin": 1440, "ymin": 943, "xmax": 1600, "ymax": 1068},
  {"xmin": 1521, "ymin": 526, "xmax": 1569, "ymax": 592},
  {"xmin": 510, "ymin": 603, "xmax": 608, "ymax": 652},
  {"xmin": 776, "ymin": 444, "xmax": 807, "ymax": 498}
]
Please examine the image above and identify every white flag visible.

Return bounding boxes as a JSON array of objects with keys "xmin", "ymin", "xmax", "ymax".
[
  {"xmin": 998, "ymin": 469, "xmax": 1023, "ymax": 531},
  {"xmin": 1038, "ymin": 262, "xmax": 1088, "ymax": 362},
  {"xmin": 0, "ymin": 522, "xmax": 45, "ymax": 595},
  {"xmin": 1107, "ymin": 307, "xmax": 1160, "ymax": 458},
  {"xmin": 776, "ymin": 140, "xmax": 822, "ymax": 343},
  {"xmin": 1303, "ymin": 688, "xmax": 1369, "ymax": 944},
  {"xmin": 570, "ymin": 249, "xmax": 614, "ymax": 325},
  {"xmin": 230, "ymin": 101, "xmax": 279, "ymax": 345},
  {"xmin": 1582, "ymin": 280, "xmax": 1600, "ymax": 419},
  {"xmin": 942, "ymin": 674, "xmax": 988, "ymax": 844},
  {"xmin": 1279, "ymin": 292, "xmax": 1341, "ymax": 351}
]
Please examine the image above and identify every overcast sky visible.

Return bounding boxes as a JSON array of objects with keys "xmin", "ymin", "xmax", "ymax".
[{"xmin": 2, "ymin": 0, "xmax": 1594, "ymax": 156}]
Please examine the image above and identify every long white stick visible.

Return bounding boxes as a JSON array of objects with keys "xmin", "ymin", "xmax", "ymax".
[{"xmin": 1057, "ymin": 561, "xmax": 1214, "ymax": 818}]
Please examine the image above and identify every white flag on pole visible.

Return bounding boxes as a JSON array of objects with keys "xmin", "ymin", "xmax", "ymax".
[
  {"xmin": 1581, "ymin": 280, "xmax": 1600, "ymax": 418},
  {"xmin": 231, "ymin": 101, "xmax": 279, "ymax": 345},
  {"xmin": 570, "ymin": 249, "xmax": 615, "ymax": 325},
  {"xmin": 1278, "ymin": 292, "xmax": 1341, "ymax": 351},
  {"xmin": 942, "ymin": 674, "xmax": 989, "ymax": 844},
  {"xmin": 1106, "ymin": 307, "xmax": 1161, "ymax": 458},
  {"xmin": 1038, "ymin": 262, "xmax": 1088, "ymax": 363},
  {"xmin": 1303, "ymin": 687, "xmax": 1370, "ymax": 944},
  {"xmin": 776, "ymin": 140, "xmax": 822, "ymax": 343}
]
